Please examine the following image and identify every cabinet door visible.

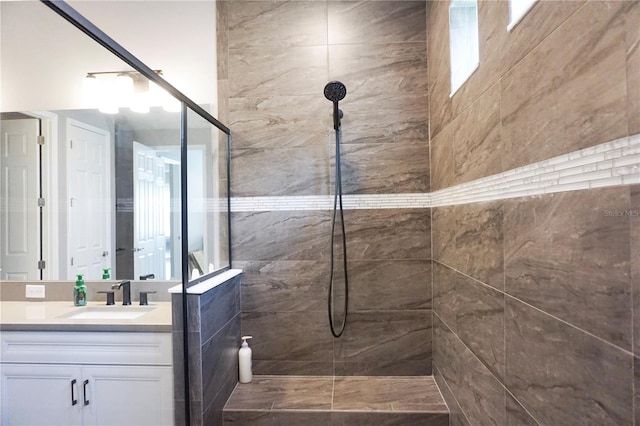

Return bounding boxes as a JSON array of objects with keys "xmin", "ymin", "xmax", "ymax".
[
  {"xmin": 0, "ymin": 364, "xmax": 83, "ymax": 425},
  {"xmin": 81, "ymin": 365, "xmax": 173, "ymax": 426}
]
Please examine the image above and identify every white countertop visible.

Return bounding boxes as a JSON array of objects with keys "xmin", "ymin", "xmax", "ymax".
[{"xmin": 0, "ymin": 301, "xmax": 172, "ymax": 332}]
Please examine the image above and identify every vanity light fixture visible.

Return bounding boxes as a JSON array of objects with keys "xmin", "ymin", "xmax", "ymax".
[{"xmin": 83, "ymin": 70, "xmax": 178, "ymax": 114}]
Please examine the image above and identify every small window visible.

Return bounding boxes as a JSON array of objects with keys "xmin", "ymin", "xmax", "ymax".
[
  {"xmin": 508, "ymin": 0, "xmax": 537, "ymax": 31},
  {"xmin": 449, "ymin": 0, "xmax": 479, "ymax": 97}
]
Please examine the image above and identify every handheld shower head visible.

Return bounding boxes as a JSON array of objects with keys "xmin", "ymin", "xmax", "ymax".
[
  {"xmin": 324, "ymin": 81, "xmax": 347, "ymax": 130},
  {"xmin": 324, "ymin": 81, "xmax": 347, "ymax": 102}
]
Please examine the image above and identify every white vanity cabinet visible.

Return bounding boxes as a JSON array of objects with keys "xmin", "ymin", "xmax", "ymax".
[{"xmin": 0, "ymin": 331, "xmax": 173, "ymax": 426}]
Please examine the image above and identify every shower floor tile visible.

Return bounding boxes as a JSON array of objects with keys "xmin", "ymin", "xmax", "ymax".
[{"xmin": 223, "ymin": 375, "xmax": 449, "ymax": 425}]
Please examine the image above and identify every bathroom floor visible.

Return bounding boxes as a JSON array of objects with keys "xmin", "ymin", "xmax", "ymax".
[{"xmin": 223, "ymin": 375, "xmax": 449, "ymax": 425}]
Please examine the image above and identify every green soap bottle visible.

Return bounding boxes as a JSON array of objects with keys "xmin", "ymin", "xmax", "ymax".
[
  {"xmin": 102, "ymin": 268, "xmax": 110, "ymax": 280},
  {"xmin": 74, "ymin": 274, "xmax": 87, "ymax": 306}
]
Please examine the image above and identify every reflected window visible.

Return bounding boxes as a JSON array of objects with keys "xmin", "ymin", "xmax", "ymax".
[
  {"xmin": 508, "ymin": 0, "xmax": 537, "ymax": 31},
  {"xmin": 449, "ymin": 0, "xmax": 479, "ymax": 96}
]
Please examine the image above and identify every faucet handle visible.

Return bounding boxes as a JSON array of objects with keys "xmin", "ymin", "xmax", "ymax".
[
  {"xmin": 97, "ymin": 291, "xmax": 115, "ymax": 306},
  {"xmin": 139, "ymin": 291, "xmax": 157, "ymax": 306}
]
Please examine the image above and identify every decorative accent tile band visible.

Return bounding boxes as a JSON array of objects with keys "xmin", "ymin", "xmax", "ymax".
[{"xmin": 229, "ymin": 133, "xmax": 639, "ymax": 212}]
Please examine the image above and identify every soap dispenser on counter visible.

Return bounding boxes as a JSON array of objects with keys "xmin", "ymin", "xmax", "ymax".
[
  {"xmin": 239, "ymin": 336, "xmax": 253, "ymax": 383},
  {"xmin": 102, "ymin": 268, "xmax": 110, "ymax": 280},
  {"xmin": 74, "ymin": 274, "xmax": 87, "ymax": 306}
]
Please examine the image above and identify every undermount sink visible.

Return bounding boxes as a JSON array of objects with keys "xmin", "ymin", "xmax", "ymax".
[{"xmin": 60, "ymin": 306, "xmax": 156, "ymax": 320}]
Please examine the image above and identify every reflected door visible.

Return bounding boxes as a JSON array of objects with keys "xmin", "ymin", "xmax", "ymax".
[
  {"xmin": 67, "ymin": 120, "xmax": 111, "ymax": 280},
  {"xmin": 133, "ymin": 142, "xmax": 168, "ymax": 280},
  {"xmin": 0, "ymin": 118, "xmax": 40, "ymax": 280}
]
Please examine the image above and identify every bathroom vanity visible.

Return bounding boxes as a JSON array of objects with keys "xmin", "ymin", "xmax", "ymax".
[{"xmin": 0, "ymin": 302, "xmax": 173, "ymax": 426}]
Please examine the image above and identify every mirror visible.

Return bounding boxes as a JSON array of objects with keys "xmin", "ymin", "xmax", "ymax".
[{"xmin": 0, "ymin": 1, "xmax": 230, "ymax": 282}]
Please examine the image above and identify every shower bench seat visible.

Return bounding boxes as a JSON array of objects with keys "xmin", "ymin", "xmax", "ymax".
[{"xmin": 223, "ymin": 375, "xmax": 449, "ymax": 425}]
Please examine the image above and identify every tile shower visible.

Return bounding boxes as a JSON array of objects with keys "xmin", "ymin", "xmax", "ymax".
[{"xmin": 211, "ymin": 1, "xmax": 639, "ymax": 425}]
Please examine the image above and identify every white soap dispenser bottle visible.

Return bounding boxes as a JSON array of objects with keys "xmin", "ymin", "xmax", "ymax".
[{"xmin": 239, "ymin": 336, "xmax": 253, "ymax": 383}]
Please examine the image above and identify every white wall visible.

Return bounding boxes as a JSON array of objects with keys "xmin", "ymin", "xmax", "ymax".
[{"xmin": 0, "ymin": 1, "xmax": 216, "ymax": 112}]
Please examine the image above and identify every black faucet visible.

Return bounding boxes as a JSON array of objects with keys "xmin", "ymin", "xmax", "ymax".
[{"xmin": 111, "ymin": 280, "xmax": 131, "ymax": 305}]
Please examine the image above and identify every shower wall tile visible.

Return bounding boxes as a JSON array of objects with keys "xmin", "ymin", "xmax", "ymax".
[
  {"xmin": 452, "ymin": 84, "xmax": 502, "ymax": 184},
  {"xmin": 505, "ymin": 393, "xmax": 538, "ymax": 426},
  {"xmin": 227, "ymin": 1, "xmax": 327, "ymax": 49},
  {"xmin": 234, "ymin": 260, "xmax": 328, "ymax": 313},
  {"xmin": 433, "ymin": 314, "xmax": 460, "ymax": 391},
  {"xmin": 332, "ymin": 412, "xmax": 448, "ymax": 426},
  {"xmin": 229, "ymin": 96, "xmax": 330, "ymax": 149},
  {"xmin": 505, "ymin": 296, "xmax": 633, "ymax": 426},
  {"xmin": 434, "ymin": 364, "xmax": 470, "ymax": 426},
  {"xmin": 327, "ymin": 1, "xmax": 426, "ymax": 45},
  {"xmin": 429, "ymin": 129, "xmax": 455, "ymax": 191},
  {"xmin": 231, "ymin": 146, "xmax": 330, "ymax": 196},
  {"xmin": 339, "ymin": 142, "xmax": 429, "ymax": 194},
  {"xmin": 456, "ymin": 341, "xmax": 505, "ymax": 426},
  {"xmin": 198, "ymin": 275, "xmax": 241, "ymax": 343},
  {"xmin": 454, "ymin": 202, "xmax": 504, "ymax": 291},
  {"xmin": 334, "ymin": 310, "xmax": 432, "ymax": 376},
  {"xmin": 455, "ymin": 274, "xmax": 504, "ymax": 382},
  {"xmin": 338, "ymin": 92, "xmax": 428, "ymax": 145},
  {"xmin": 347, "ymin": 259, "xmax": 431, "ymax": 311},
  {"xmin": 504, "ymin": 187, "xmax": 632, "ymax": 350},
  {"xmin": 241, "ymin": 311, "xmax": 333, "ymax": 366},
  {"xmin": 328, "ymin": 42, "xmax": 427, "ymax": 95},
  {"xmin": 501, "ymin": 1, "xmax": 630, "ymax": 171},
  {"xmin": 232, "ymin": 211, "xmax": 330, "ymax": 261},
  {"xmin": 632, "ymin": 186, "xmax": 640, "ymax": 355},
  {"xmin": 432, "ymin": 205, "xmax": 456, "ymax": 267},
  {"xmin": 499, "ymin": 1, "xmax": 585, "ymax": 74},
  {"xmin": 216, "ymin": 0, "xmax": 229, "ymax": 80},
  {"xmin": 626, "ymin": 2, "xmax": 640, "ymax": 135},
  {"xmin": 343, "ymin": 209, "xmax": 430, "ymax": 260},
  {"xmin": 228, "ymin": 45, "xmax": 327, "ymax": 97},
  {"xmin": 433, "ymin": 262, "xmax": 460, "ymax": 333},
  {"xmin": 635, "ymin": 356, "xmax": 640, "ymax": 425}
]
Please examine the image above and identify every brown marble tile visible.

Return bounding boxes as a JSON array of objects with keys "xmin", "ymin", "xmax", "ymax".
[
  {"xmin": 327, "ymin": 1, "xmax": 426, "ymax": 45},
  {"xmin": 501, "ymin": 1, "xmax": 630, "ymax": 170},
  {"xmin": 329, "ymin": 42, "xmax": 427, "ymax": 96},
  {"xmin": 455, "ymin": 344, "xmax": 505, "ymax": 426},
  {"xmin": 235, "ymin": 261, "xmax": 328, "ymax": 313},
  {"xmin": 224, "ymin": 410, "xmax": 332, "ymax": 426},
  {"xmin": 432, "ymin": 261, "xmax": 460, "ymax": 334},
  {"xmin": 433, "ymin": 363, "xmax": 470, "ymax": 426},
  {"xmin": 231, "ymin": 145, "xmax": 330, "ymax": 196},
  {"xmin": 199, "ymin": 276, "xmax": 240, "ymax": 343},
  {"xmin": 342, "ymin": 209, "xmax": 431, "ymax": 260},
  {"xmin": 505, "ymin": 296, "xmax": 633, "ymax": 425},
  {"xmin": 346, "ymin": 260, "xmax": 431, "ymax": 311},
  {"xmin": 241, "ymin": 311, "xmax": 333, "ymax": 368},
  {"xmin": 456, "ymin": 273, "xmax": 505, "ymax": 382},
  {"xmin": 635, "ymin": 356, "xmax": 640, "ymax": 425},
  {"xmin": 626, "ymin": 2, "xmax": 640, "ymax": 134},
  {"xmin": 505, "ymin": 393, "xmax": 538, "ymax": 426},
  {"xmin": 338, "ymin": 92, "xmax": 429, "ymax": 145},
  {"xmin": 455, "ymin": 202, "xmax": 504, "ymax": 290},
  {"xmin": 431, "ymin": 205, "xmax": 457, "ymax": 267},
  {"xmin": 332, "ymin": 412, "xmax": 448, "ymax": 426},
  {"xmin": 251, "ymin": 360, "xmax": 333, "ymax": 376},
  {"xmin": 452, "ymin": 84, "xmax": 503, "ymax": 184},
  {"xmin": 224, "ymin": 376, "xmax": 333, "ymax": 410},
  {"xmin": 227, "ymin": 1, "xmax": 327, "ymax": 49},
  {"xmin": 229, "ymin": 96, "xmax": 330, "ymax": 149},
  {"xmin": 333, "ymin": 376, "xmax": 445, "ymax": 412},
  {"xmin": 338, "ymin": 142, "xmax": 429, "ymax": 194},
  {"xmin": 426, "ymin": 0, "xmax": 452, "ymax": 140},
  {"xmin": 500, "ymin": 1, "xmax": 585, "ymax": 74},
  {"xmin": 229, "ymin": 45, "xmax": 328, "ymax": 97},
  {"xmin": 504, "ymin": 188, "xmax": 632, "ymax": 350},
  {"xmin": 632, "ymin": 186, "xmax": 640, "ymax": 355},
  {"xmin": 334, "ymin": 310, "xmax": 432, "ymax": 376},
  {"xmin": 231, "ymin": 210, "xmax": 331, "ymax": 261},
  {"xmin": 432, "ymin": 314, "xmax": 459, "ymax": 390},
  {"xmin": 429, "ymin": 128, "xmax": 455, "ymax": 191},
  {"xmin": 216, "ymin": 0, "xmax": 228, "ymax": 81}
]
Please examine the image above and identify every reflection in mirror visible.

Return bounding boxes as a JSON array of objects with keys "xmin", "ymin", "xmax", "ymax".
[
  {"xmin": 0, "ymin": 107, "xmax": 185, "ymax": 281},
  {"xmin": 186, "ymin": 108, "xmax": 230, "ymax": 282}
]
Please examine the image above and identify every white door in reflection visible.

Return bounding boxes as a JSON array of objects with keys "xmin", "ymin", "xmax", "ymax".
[
  {"xmin": 133, "ymin": 142, "xmax": 168, "ymax": 280},
  {"xmin": 67, "ymin": 120, "xmax": 111, "ymax": 280},
  {"xmin": 0, "ymin": 118, "xmax": 40, "ymax": 280}
]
